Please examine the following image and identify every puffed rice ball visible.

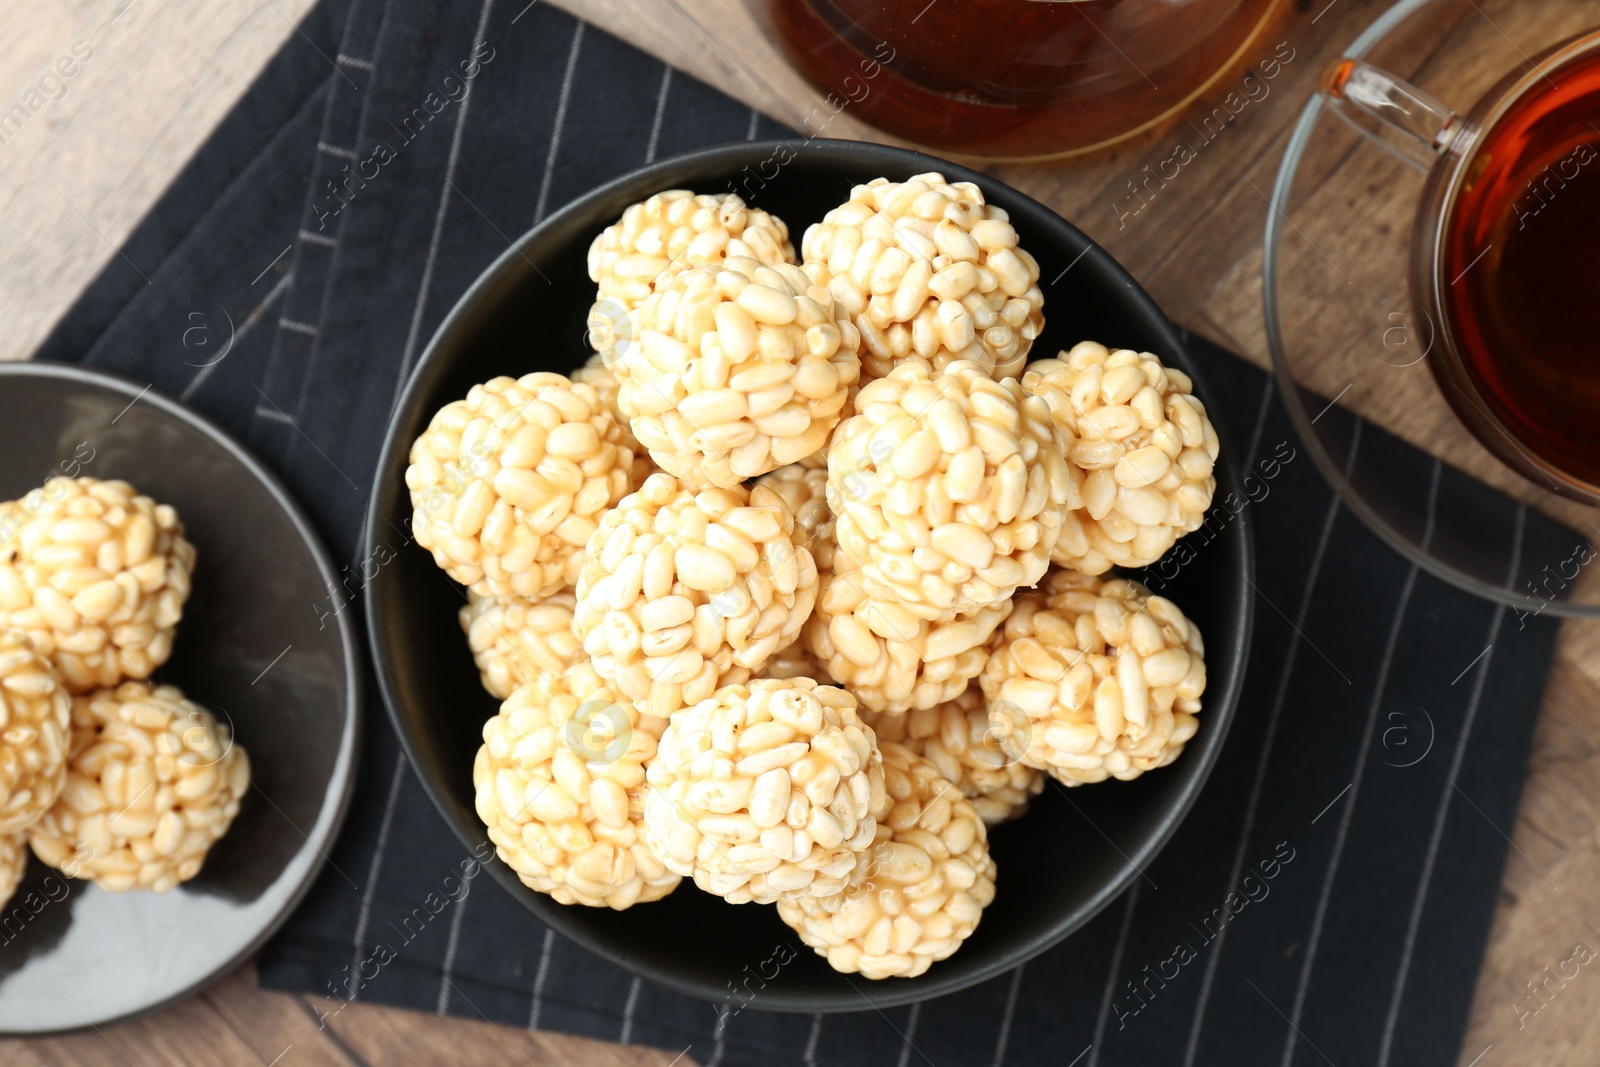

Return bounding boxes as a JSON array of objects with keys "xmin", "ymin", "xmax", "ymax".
[
  {"xmin": 644, "ymin": 678, "xmax": 885, "ymax": 904},
  {"xmin": 407, "ymin": 373, "xmax": 635, "ymax": 599},
  {"xmin": 463, "ymin": 595, "xmax": 666, "ymax": 736},
  {"xmin": 760, "ymin": 463, "xmax": 1011, "ymax": 714},
  {"xmin": 616, "ymin": 258, "xmax": 861, "ymax": 488},
  {"xmin": 863, "ymin": 689, "xmax": 1042, "ymax": 825},
  {"xmin": 588, "ymin": 190, "xmax": 795, "ymax": 315},
  {"xmin": 0, "ymin": 832, "xmax": 24, "ymax": 908},
  {"xmin": 0, "ymin": 630, "xmax": 70, "ymax": 834},
  {"xmin": 810, "ymin": 552, "xmax": 1011, "ymax": 715},
  {"xmin": 802, "ymin": 172, "xmax": 1043, "ymax": 382},
  {"xmin": 826, "ymin": 360, "xmax": 1071, "ymax": 622},
  {"xmin": 459, "ymin": 591, "xmax": 586, "ymax": 701},
  {"xmin": 776, "ymin": 741, "xmax": 995, "ymax": 979},
  {"xmin": 980, "ymin": 570, "xmax": 1205, "ymax": 786},
  {"xmin": 573, "ymin": 474, "xmax": 818, "ymax": 719},
  {"xmin": 474, "ymin": 675, "xmax": 678, "ymax": 909},
  {"xmin": 29, "ymin": 682, "xmax": 250, "ymax": 893},
  {"xmin": 0, "ymin": 478, "xmax": 195, "ymax": 692},
  {"xmin": 1025, "ymin": 342, "xmax": 1218, "ymax": 574}
]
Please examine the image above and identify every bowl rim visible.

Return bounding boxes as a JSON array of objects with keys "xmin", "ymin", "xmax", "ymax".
[
  {"xmin": 0, "ymin": 358, "xmax": 364, "ymax": 1035},
  {"xmin": 366, "ymin": 137, "xmax": 1256, "ymax": 1013}
]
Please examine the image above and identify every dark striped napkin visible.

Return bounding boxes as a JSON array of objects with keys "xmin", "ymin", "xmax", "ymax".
[{"xmin": 36, "ymin": 1, "xmax": 1573, "ymax": 1064}]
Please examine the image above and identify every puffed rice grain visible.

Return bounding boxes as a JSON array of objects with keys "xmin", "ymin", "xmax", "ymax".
[
  {"xmin": 751, "ymin": 464, "xmax": 833, "ymax": 545},
  {"xmin": 572, "ymin": 355, "xmax": 658, "ymax": 486},
  {"xmin": 758, "ymin": 640, "xmax": 829, "ymax": 682}
]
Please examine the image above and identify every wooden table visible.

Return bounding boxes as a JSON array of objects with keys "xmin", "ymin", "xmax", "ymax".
[{"xmin": 3, "ymin": 1, "xmax": 1599, "ymax": 1064}]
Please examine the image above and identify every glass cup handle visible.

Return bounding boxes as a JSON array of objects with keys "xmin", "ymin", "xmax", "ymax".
[{"xmin": 1319, "ymin": 58, "xmax": 1470, "ymax": 171}]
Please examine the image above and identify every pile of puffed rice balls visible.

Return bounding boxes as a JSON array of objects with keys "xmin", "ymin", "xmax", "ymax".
[
  {"xmin": 0, "ymin": 478, "xmax": 250, "ymax": 903},
  {"xmin": 413, "ymin": 177, "xmax": 1219, "ymax": 980}
]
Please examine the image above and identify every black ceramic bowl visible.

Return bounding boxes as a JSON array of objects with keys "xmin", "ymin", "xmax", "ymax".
[
  {"xmin": 0, "ymin": 362, "xmax": 360, "ymax": 1032},
  {"xmin": 367, "ymin": 140, "xmax": 1254, "ymax": 1013}
]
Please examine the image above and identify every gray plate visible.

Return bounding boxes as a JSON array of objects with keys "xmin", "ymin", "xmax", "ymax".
[{"xmin": 0, "ymin": 362, "xmax": 360, "ymax": 1034}]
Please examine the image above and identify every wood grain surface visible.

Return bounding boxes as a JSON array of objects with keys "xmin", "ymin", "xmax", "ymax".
[{"xmin": 2, "ymin": 0, "xmax": 1599, "ymax": 1064}]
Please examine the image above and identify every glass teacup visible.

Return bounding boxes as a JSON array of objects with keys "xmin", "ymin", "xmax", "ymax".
[{"xmin": 1321, "ymin": 29, "xmax": 1600, "ymax": 503}]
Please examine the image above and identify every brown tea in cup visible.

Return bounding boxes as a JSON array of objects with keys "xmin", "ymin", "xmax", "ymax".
[
  {"xmin": 1325, "ymin": 31, "xmax": 1600, "ymax": 500},
  {"xmin": 1435, "ymin": 46, "xmax": 1600, "ymax": 490}
]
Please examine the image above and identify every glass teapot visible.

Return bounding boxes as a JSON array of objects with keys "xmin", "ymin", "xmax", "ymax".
[{"xmin": 760, "ymin": 0, "xmax": 1290, "ymax": 159}]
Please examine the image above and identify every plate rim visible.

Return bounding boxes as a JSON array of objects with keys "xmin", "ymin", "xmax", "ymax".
[
  {"xmin": 0, "ymin": 358, "xmax": 364, "ymax": 1036},
  {"xmin": 366, "ymin": 137, "xmax": 1256, "ymax": 1013}
]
